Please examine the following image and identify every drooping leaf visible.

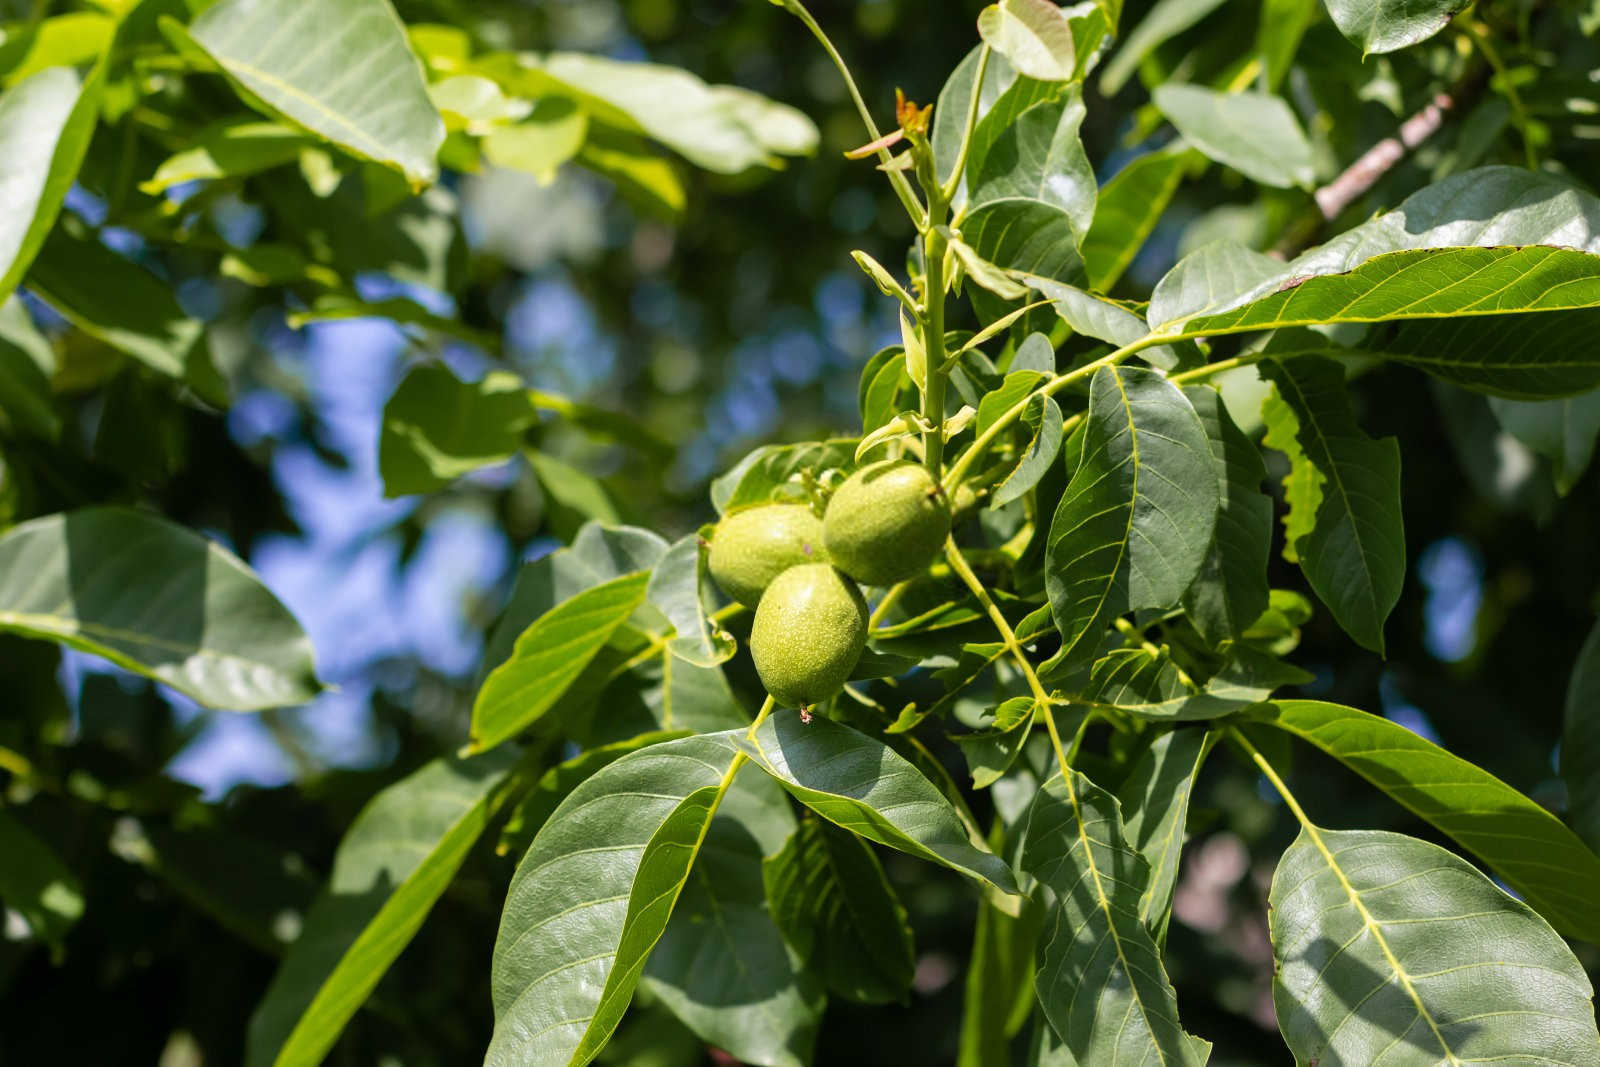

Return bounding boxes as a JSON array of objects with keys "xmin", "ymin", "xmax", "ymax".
[
  {"xmin": 0, "ymin": 508, "xmax": 322, "ymax": 710},
  {"xmin": 1322, "ymin": 0, "xmax": 1467, "ymax": 55},
  {"xmin": 0, "ymin": 64, "xmax": 100, "ymax": 305},
  {"xmin": 976, "ymin": 0, "xmax": 1077, "ymax": 82},
  {"xmin": 245, "ymin": 749, "xmax": 521, "ymax": 1067},
  {"xmin": 992, "ymin": 392, "xmax": 1065, "ymax": 508},
  {"xmin": 1270, "ymin": 826, "xmax": 1599, "ymax": 1064},
  {"xmin": 1489, "ymin": 389, "xmax": 1600, "ymax": 494},
  {"xmin": 188, "ymin": 0, "xmax": 445, "ymax": 186},
  {"xmin": 735, "ymin": 715, "xmax": 1018, "ymax": 893},
  {"xmin": 140, "ymin": 119, "xmax": 309, "ymax": 193},
  {"xmin": 0, "ymin": 808, "xmax": 83, "ymax": 951},
  {"xmin": 1256, "ymin": 699, "xmax": 1600, "ymax": 944},
  {"xmin": 1181, "ymin": 386, "xmax": 1272, "ymax": 647},
  {"xmin": 29, "ymin": 225, "xmax": 226, "ymax": 406},
  {"xmin": 1151, "ymin": 85, "xmax": 1314, "ymax": 188},
  {"xmin": 1563, "ymin": 620, "xmax": 1600, "ymax": 857},
  {"xmin": 1081, "ymin": 146, "xmax": 1188, "ymax": 291},
  {"xmin": 470, "ymin": 571, "xmax": 651, "ymax": 752},
  {"xmin": 1020, "ymin": 770, "xmax": 1204, "ymax": 1066},
  {"xmin": 1099, "ymin": 0, "xmax": 1228, "ymax": 95},
  {"xmin": 1260, "ymin": 358, "xmax": 1404, "ymax": 653},
  {"xmin": 378, "ymin": 363, "xmax": 538, "ymax": 496},
  {"xmin": 1117, "ymin": 728, "xmax": 1212, "ymax": 944},
  {"xmin": 764, "ymin": 813, "xmax": 916, "ymax": 1005},
  {"xmin": 642, "ymin": 767, "xmax": 822, "ymax": 1067},
  {"xmin": 1045, "ymin": 365, "xmax": 1219, "ymax": 677},
  {"xmin": 487, "ymin": 732, "xmax": 744, "ymax": 1066}
]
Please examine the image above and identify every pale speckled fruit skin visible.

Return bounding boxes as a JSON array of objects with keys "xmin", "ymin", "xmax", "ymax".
[
  {"xmin": 823, "ymin": 460, "xmax": 951, "ymax": 586},
  {"xmin": 707, "ymin": 504, "xmax": 826, "ymax": 608},
  {"xmin": 749, "ymin": 564, "xmax": 867, "ymax": 708}
]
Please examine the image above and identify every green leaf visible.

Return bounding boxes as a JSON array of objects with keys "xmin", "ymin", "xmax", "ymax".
[
  {"xmin": 1028, "ymin": 278, "xmax": 1191, "ymax": 371},
  {"xmin": 0, "ymin": 64, "xmax": 101, "ymax": 306},
  {"xmin": 0, "ymin": 13, "xmax": 113, "ymax": 86},
  {"xmin": 1181, "ymin": 386, "xmax": 1272, "ymax": 647},
  {"xmin": 0, "ymin": 294, "xmax": 59, "ymax": 440},
  {"xmin": 1020, "ymin": 770, "xmax": 1204, "ymax": 1066},
  {"xmin": 764, "ymin": 814, "xmax": 916, "ymax": 1005},
  {"xmin": 1099, "ymin": 0, "xmax": 1228, "ymax": 95},
  {"xmin": 522, "ymin": 53, "xmax": 815, "ymax": 174},
  {"xmin": 527, "ymin": 450, "xmax": 623, "ymax": 535},
  {"xmin": 963, "ymin": 92, "xmax": 1093, "ymax": 288},
  {"xmin": 29, "ymin": 225, "xmax": 226, "ymax": 406},
  {"xmin": 0, "ymin": 508, "xmax": 322, "ymax": 710},
  {"xmin": 858, "ymin": 350, "xmax": 911, "ymax": 434},
  {"xmin": 140, "ymin": 119, "xmax": 308, "ymax": 193},
  {"xmin": 575, "ymin": 126, "xmax": 686, "ymax": 222},
  {"xmin": 1563, "ymin": 620, "xmax": 1600, "ymax": 857},
  {"xmin": 1323, "ymin": 0, "xmax": 1466, "ymax": 55},
  {"xmin": 378, "ymin": 363, "xmax": 538, "ymax": 497},
  {"xmin": 1269, "ymin": 826, "xmax": 1599, "ymax": 1065},
  {"xmin": 1151, "ymin": 85, "xmax": 1314, "ymax": 188},
  {"xmin": 1260, "ymin": 358, "xmax": 1404, "ymax": 653},
  {"xmin": 977, "ymin": 0, "xmax": 1077, "ymax": 81},
  {"xmin": 1045, "ymin": 365, "xmax": 1219, "ymax": 677},
  {"xmin": 483, "ymin": 98, "xmax": 588, "ymax": 182},
  {"xmin": 954, "ymin": 697, "xmax": 1041, "ymax": 788},
  {"xmin": 992, "ymin": 392, "xmax": 1065, "ymax": 509},
  {"xmin": 646, "ymin": 534, "xmax": 734, "ymax": 668},
  {"xmin": 958, "ymin": 870, "xmax": 1042, "ymax": 1067},
  {"xmin": 471, "ymin": 571, "xmax": 651, "ymax": 752},
  {"xmin": 245, "ymin": 749, "xmax": 521, "ymax": 1067},
  {"xmin": 1118, "ymin": 728, "xmax": 1212, "ymax": 944},
  {"xmin": 188, "ymin": 0, "xmax": 445, "ymax": 186},
  {"xmin": 735, "ymin": 715, "xmax": 1018, "ymax": 894},
  {"xmin": 0, "ymin": 808, "xmax": 83, "ymax": 952},
  {"xmin": 642, "ymin": 769, "xmax": 822, "ymax": 1067},
  {"xmin": 1081, "ymin": 147, "xmax": 1188, "ymax": 291},
  {"xmin": 1256, "ymin": 0, "xmax": 1316, "ymax": 89},
  {"xmin": 1148, "ymin": 238, "xmax": 1284, "ymax": 328},
  {"xmin": 710, "ymin": 438, "xmax": 856, "ymax": 514},
  {"xmin": 1489, "ymin": 389, "xmax": 1600, "ymax": 494},
  {"xmin": 1256, "ymin": 699, "xmax": 1600, "ymax": 944},
  {"xmin": 488, "ymin": 731, "xmax": 744, "ymax": 1066},
  {"xmin": 1081, "ymin": 644, "xmax": 1297, "ymax": 720}
]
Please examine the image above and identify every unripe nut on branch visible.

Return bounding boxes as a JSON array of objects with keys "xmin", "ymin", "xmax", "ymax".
[
  {"xmin": 823, "ymin": 460, "xmax": 951, "ymax": 586},
  {"xmin": 707, "ymin": 503, "xmax": 826, "ymax": 608},
  {"xmin": 749, "ymin": 563, "xmax": 867, "ymax": 710}
]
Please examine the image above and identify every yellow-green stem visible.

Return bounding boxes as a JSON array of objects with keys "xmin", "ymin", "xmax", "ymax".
[
  {"xmin": 943, "ymin": 44, "xmax": 992, "ymax": 204},
  {"xmin": 747, "ymin": 694, "xmax": 778, "ymax": 740},
  {"xmin": 922, "ymin": 225, "xmax": 950, "ymax": 480}
]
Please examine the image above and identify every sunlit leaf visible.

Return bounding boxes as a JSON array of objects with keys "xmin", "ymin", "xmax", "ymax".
[
  {"xmin": 1152, "ymin": 85, "xmax": 1313, "ymax": 188},
  {"xmin": 140, "ymin": 119, "xmax": 308, "ymax": 193},
  {"xmin": 378, "ymin": 363, "xmax": 537, "ymax": 496},
  {"xmin": 977, "ymin": 0, "xmax": 1077, "ymax": 82},
  {"xmin": 1118, "ymin": 728, "xmax": 1211, "ymax": 944},
  {"xmin": 0, "ymin": 508, "xmax": 322, "ymax": 710},
  {"xmin": 1322, "ymin": 0, "xmax": 1467, "ymax": 55},
  {"xmin": 0, "ymin": 808, "xmax": 83, "ymax": 951},
  {"xmin": 1081, "ymin": 145, "xmax": 1188, "ymax": 291}
]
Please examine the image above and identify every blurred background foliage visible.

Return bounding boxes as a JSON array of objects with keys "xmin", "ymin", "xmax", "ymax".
[{"xmin": 2, "ymin": 0, "xmax": 1600, "ymax": 1063}]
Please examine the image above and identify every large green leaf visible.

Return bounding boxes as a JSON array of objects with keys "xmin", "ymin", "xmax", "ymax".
[
  {"xmin": 378, "ymin": 363, "xmax": 538, "ymax": 497},
  {"xmin": 1489, "ymin": 389, "xmax": 1600, "ymax": 494},
  {"xmin": 734, "ymin": 715, "xmax": 1017, "ymax": 894},
  {"xmin": 1260, "ymin": 358, "xmax": 1404, "ymax": 654},
  {"xmin": 1081, "ymin": 146, "xmax": 1188, "ymax": 291},
  {"xmin": 28, "ymin": 226, "xmax": 226, "ymax": 406},
  {"xmin": 1181, "ymin": 386, "xmax": 1272, "ymax": 647},
  {"xmin": 0, "ymin": 64, "xmax": 101, "ymax": 305},
  {"xmin": 0, "ymin": 508, "xmax": 321, "ymax": 710},
  {"xmin": 1563, "ymin": 620, "xmax": 1600, "ymax": 856},
  {"xmin": 1099, "ymin": 0, "xmax": 1228, "ymax": 95},
  {"xmin": 488, "ymin": 732, "xmax": 744, "ymax": 1066},
  {"xmin": 1151, "ymin": 85, "xmax": 1313, "ymax": 188},
  {"xmin": 1045, "ymin": 365, "xmax": 1219, "ymax": 676},
  {"xmin": 189, "ymin": 0, "xmax": 445, "ymax": 186},
  {"xmin": 1269, "ymin": 826, "xmax": 1599, "ymax": 1065},
  {"xmin": 643, "ymin": 772, "xmax": 822, "ymax": 1067},
  {"xmin": 519, "ymin": 53, "xmax": 816, "ymax": 174},
  {"xmin": 976, "ymin": 0, "xmax": 1077, "ymax": 82},
  {"xmin": 246, "ymin": 749, "xmax": 521, "ymax": 1067},
  {"xmin": 1322, "ymin": 0, "xmax": 1465, "ymax": 55},
  {"xmin": 763, "ymin": 814, "xmax": 915, "ymax": 1005},
  {"xmin": 1256, "ymin": 699, "xmax": 1600, "ymax": 944},
  {"xmin": 470, "ymin": 571, "xmax": 651, "ymax": 753},
  {"xmin": 1117, "ymin": 728, "xmax": 1212, "ymax": 943},
  {"xmin": 0, "ymin": 808, "xmax": 83, "ymax": 952},
  {"xmin": 1020, "ymin": 770, "xmax": 1204, "ymax": 1066},
  {"xmin": 963, "ymin": 92, "xmax": 1093, "ymax": 289}
]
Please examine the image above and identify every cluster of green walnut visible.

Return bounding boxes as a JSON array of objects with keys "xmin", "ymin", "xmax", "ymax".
[{"xmin": 707, "ymin": 460, "xmax": 951, "ymax": 715}]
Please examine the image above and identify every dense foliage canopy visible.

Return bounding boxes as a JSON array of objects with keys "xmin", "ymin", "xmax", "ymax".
[{"xmin": 3, "ymin": 0, "xmax": 1600, "ymax": 1064}]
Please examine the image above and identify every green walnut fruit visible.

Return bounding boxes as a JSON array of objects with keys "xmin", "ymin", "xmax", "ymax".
[
  {"xmin": 823, "ymin": 460, "xmax": 950, "ymax": 586},
  {"xmin": 707, "ymin": 504, "xmax": 826, "ymax": 608},
  {"xmin": 749, "ymin": 563, "xmax": 867, "ymax": 708}
]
